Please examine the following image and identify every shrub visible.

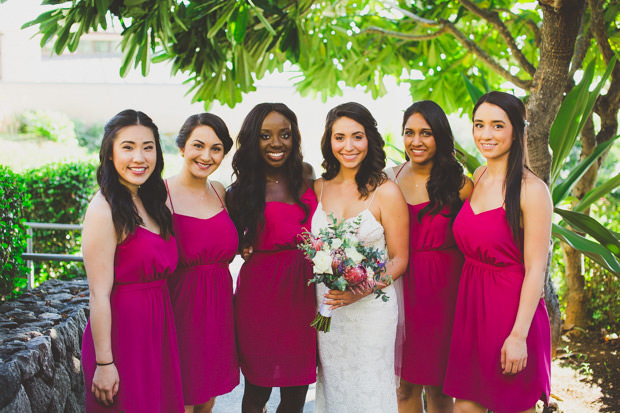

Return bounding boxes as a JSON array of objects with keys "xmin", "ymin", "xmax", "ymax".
[
  {"xmin": 74, "ymin": 119, "xmax": 104, "ymax": 152},
  {"xmin": 21, "ymin": 161, "xmax": 97, "ymax": 282},
  {"xmin": 0, "ymin": 166, "xmax": 30, "ymax": 298},
  {"xmin": 19, "ymin": 110, "xmax": 76, "ymax": 143}
]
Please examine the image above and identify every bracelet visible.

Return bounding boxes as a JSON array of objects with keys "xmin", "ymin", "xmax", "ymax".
[{"xmin": 96, "ymin": 360, "xmax": 114, "ymax": 366}]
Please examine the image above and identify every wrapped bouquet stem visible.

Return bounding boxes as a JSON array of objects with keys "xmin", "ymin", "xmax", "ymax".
[{"xmin": 299, "ymin": 213, "xmax": 390, "ymax": 332}]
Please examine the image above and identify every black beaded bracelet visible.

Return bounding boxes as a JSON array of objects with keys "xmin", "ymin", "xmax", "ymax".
[{"xmin": 96, "ymin": 360, "xmax": 114, "ymax": 366}]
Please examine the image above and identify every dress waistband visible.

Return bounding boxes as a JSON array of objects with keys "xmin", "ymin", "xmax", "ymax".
[
  {"xmin": 464, "ymin": 257, "xmax": 524, "ymax": 273},
  {"xmin": 112, "ymin": 279, "xmax": 167, "ymax": 293},
  {"xmin": 177, "ymin": 262, "xmax": 228, "ymax": 271},
  {"xmin": 412, "ymin": 246, "xmax": 458, "ymax": 253}
]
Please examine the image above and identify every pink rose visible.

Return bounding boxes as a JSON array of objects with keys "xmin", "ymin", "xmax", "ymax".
[{"xmin": 311, "ymin": 239, "xmax": 324, "ymax": 251}]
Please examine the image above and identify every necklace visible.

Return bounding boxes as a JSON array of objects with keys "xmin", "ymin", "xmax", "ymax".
[{"xmin": 266, "ymin": 177, "xmax": 280, "ymax": 184}]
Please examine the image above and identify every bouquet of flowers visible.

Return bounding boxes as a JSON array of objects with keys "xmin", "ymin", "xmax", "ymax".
[{"xmin": 299, "ymin": 213, "xmax": 390, "ymax": 332}]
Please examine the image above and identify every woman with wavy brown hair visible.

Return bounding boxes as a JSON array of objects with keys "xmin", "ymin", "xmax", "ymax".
[{"xmin": 311, "ymin": 102, "xmax": 409, "ymax": 412}]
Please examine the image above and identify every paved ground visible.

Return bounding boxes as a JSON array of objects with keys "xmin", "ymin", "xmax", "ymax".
[{"xmin": 214, "ymin": 378, "xmax": 316, "ymax": 412}]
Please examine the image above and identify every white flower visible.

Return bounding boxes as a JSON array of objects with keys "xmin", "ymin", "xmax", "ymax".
[
  {"xmin": 366, "ymin": 268, "xmax": 374, "ymax": 279},
  {"xmin": 330, "ymin": 238, "xmax": 343, "ymax": 249},
  {"xmin": 312, "ymin": 250, "xmax": 333, "ymax": 274},
  {"xmin": 345, "ymin": 247, "xmax": 365, "ymax": 264}
]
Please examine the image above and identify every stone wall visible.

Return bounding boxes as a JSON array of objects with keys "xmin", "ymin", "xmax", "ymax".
[{"xmin": 0, "ymin": 279, "xmax": 89, "ymax": 413}]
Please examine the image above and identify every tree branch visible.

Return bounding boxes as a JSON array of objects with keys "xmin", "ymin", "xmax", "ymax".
[
  {"xmin": 441, "ymin": 20, "xmax": 532, "ymax": 89},
  {"xmin": 383, "ymin": 1, "xmax": 442, "ymax": 27},
  {"xmin": 458, "ymin": 0, "xmax": 536, "ymax": 76},
  {"xmin": 361, "ymin": 25, "xmax": 446, "ymax": 41},
  {"xmin": 496, "ymin": 8, "xmax": 541, "ymax": 47},
  {"xmin": 568, "ymin": 16, "xmax": 590, "ymax": 83}
]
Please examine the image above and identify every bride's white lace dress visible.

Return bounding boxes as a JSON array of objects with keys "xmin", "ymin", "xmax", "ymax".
[{"xmin": 312, "ymin": 199, "xmax": 398, "ymax": 413}]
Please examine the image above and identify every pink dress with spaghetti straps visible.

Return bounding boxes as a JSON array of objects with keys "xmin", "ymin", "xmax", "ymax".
[
  {"xmin": 395, "ymin": 164, "xmax": 465, "ymax": 386},
  {"xmin": 166, "ymin": 181, "xmax": 239, "ymax": 405},
  {"xmin": 234, "ymin": 187, "xmax": 318, "ymax": 387},
  {"xmin": 444, "ymin": 169, "xmax": 551, "ymax": 412},
  {"xmin": 82, "ymin": 228, "xmax": 184, "ymax": 412}
]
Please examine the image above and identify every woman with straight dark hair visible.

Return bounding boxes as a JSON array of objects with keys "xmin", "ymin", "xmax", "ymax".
[
  {"xmin": 165, "ymin": 113, "xmax": 238, "ymax": 413},
  {"xmin": 387, "ymin": 100, "xmax": 472, "ymax": 413},
  {"xmin": 227, "ymin": 103, "xmax": 317, "ymax": 413},
  {"xmin": 444, "ymin": 91, "xmax": 551, "ymax": 413},
  {"xmin": 312, "ymin": 102, "xmax": 409, "ymax": 412},
  {"xmin": 81, "ymin": 109, "xmax": 183, "ymax": 412}
]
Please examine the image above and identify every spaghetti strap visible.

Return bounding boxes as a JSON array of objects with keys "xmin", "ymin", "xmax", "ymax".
[
  {"xmin": 470, "ymin": 167, "xmax": 488, "ymax": 198},
  {"xmin": 319, "ymin": 180, "xmax": 325, "ymax": 203},
  {"xmin": 209, "ymin": 181, "xmax": 225, "ymax": 208},
  {"xmin": 367, "ymin": 186, "xmax": 379, "ymax": 210},
  {"xmin": 164, "ymin": 179, "xmax": 175, "ymax": 214},
  {"xmin": 394, "ymin": 163, "xmax": 407, "ymax": 181}
]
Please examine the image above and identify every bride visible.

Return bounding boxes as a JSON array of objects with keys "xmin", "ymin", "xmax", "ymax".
[{"xmin": 312, "ymin": 102, "xmax": 409, "ymax": 412}]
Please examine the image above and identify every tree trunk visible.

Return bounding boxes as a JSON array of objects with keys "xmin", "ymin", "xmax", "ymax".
[
  {"xmin": 526, "ymin": 0, "xmax": 586, "ymax": 354},
  {"xmin": 562, "ymin": 242, "xmax": 587, "ymax": 330}
]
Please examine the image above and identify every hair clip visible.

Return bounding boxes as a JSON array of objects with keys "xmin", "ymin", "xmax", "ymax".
[{"xmin": 523, "ymin": 119, "xmax": 530, "ymax": 127}]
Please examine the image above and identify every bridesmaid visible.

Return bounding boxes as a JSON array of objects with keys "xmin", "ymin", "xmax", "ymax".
[
  {"xmin": 227, "ymin": 103, "xmax": 317, "ymax": 413},
  {"xmin": 444, "ymin": 91, "xmax": 552, "ymax": 413},
  {"xmin": 81, "ymin": 110, "xmax": 183, "ymax": 412},
  {"xmin": 387, "ymin": 100, "xmax": 472, "ymax": 413},
  {"xmin": 165, "ymin": 113, "xmax": 238, "ymax": 412}
]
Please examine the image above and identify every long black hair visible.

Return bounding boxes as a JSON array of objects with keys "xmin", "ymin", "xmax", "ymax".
[
  {"xmin": 402, "ymin": 100, "xmax": 465, "ymax": 221},
  {"xmin": 97, "ymin": 109, "xmax": 172, "ymax": 242},
  {"xmin": 176, "ymin": 113, "xmax": 233, "ymax": 153},
  {"xmin": 473, "ymin": 91, "xmax": 527, "ymax": 240},
  {"xmin": 228, "ymin": 103, "xmax": 308, "ymax": 246},
  {"xmin": 320, "ymin": 102, "xmax": 387, "ymax": 199}
]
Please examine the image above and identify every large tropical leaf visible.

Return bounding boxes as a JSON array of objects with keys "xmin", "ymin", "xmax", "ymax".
[
  {"xmin": 549, "ymin": 58, "xmax": 616, "ymax": 184},
  {"xmin": 551, "ymin": 135, "xmax": 620, "ymax": 205},
  {"xmin": 574, "ymin": 172, "xmax": 620, "ymax": 213},
  {"xmin": 554, "ymin": 208, "xmax": 620, "ymax": 256},
  {"xmin": 553, "ymin": 224, "xmax": 620, "ymax": 274},
  {"xmin": 454, "ymin": 141, "xmax": 481, "ymax": 175}
]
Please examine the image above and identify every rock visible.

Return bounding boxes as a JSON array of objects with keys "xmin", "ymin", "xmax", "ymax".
[
  {"xmin": 48, "ymin": 363, "xmax": 70, "ymax": 413},
  {"xmin": 46, "ymin": 293, "xmax": 74, "ymax": 303},
  {"xmin": 23, "ymin": 376, "xmax": 51, "ymax": 412},
  {"xmin": 6, "ymin": 310, "xmax": 37, "ymax": 323},
  {"xmin": 0, "ymin": 302, "xmax": 19, "ymax": 313},
  {"xmin": 48, "ymin": 327, "xmax": 67, "ymax": 362},
  {"xmin": 12, "ymin": 350, "xmax": 40, "ymax": 381},
  {"xmin": 62, "ymin": 390, "xmax": 82, "ymax": 413},
  {"xmin": 26, "ymin": 336, "xmax": 54, "ymax": 382},
  {"xmin": 0, "ymin": 361, "xmax": 21, "ymax": 408},
  {"xmin": 39, "ymin": 313, "xmax": 63, "ymax": 322},
  {"xmin": 0, "ymin": 341, "xmax": 26, "ymax": 357},
  {"xmin": 0, "ymin": 386, "xmax": 32, "ymax": 413}
]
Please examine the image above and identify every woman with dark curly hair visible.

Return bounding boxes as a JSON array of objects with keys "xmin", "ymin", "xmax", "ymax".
[
  {"xmin": 81, "ymin": 110, "xmax": 183, "ymax": 412},
  {"xmin": 444, "ymin": 91, "xmax": 551, "ymax": 413},
  {"xmin": 165, "ymin": 113, "xmax": 238, "ymax": 412},
  {"xmin": 312, "ymin": 102, "xmax": 409, "ymax": 412},
  {"xmin": 386, "ymin": 101, "xmax": 472, "ymax": 413},
  {"xmin": 226, "ymin": 103, "xmax": 316, "ymax": 413}
]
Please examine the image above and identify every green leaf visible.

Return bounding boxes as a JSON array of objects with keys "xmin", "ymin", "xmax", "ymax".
[
  {"xmin": 247, "ymin": 0, "xmax": 276, "ymax": 36},
  {"xmin": 549, "ymin": 60, "xmax": 595, "ymax": 183},
  {"xmin": 460, "ymin": 71, "xmax": 485, "ymax": 106},
  {"xmin": 554, "ymin": 208, "xmax": 620, "ymax": 256},
  {"xmin": 552, "ymin": 224, "xmax": 620, "ymax": 274},
  {"xmin": 22, "ymin": 10, "xmax": 57, "ymax": 29},
  {"xmin": 454, "ymin": 140, "xmax": 481, "ymax": 175},
  {"xmin": 551, "ymin": 135, "xmax": 619, "ymax": 205},
  {"xmin": 234, "ymin": 3, "xmax": 248, "ymax": 44},
  {"xmin": 574, "ymin": 172, "xmax": 620, "ymax": 213}
]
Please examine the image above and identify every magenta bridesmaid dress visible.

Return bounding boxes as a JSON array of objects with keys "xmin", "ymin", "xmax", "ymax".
[
  {"xmin": 235, "ymin": 187, "xmax": 318, "ymax": 387},
  {"xmin": 82, "ymin": 227, "xmax": 184, "ymax": 412},
  {"xmin": 167, "ymin": 182, "xmax": 240, "ymax": 405},
  {"xmin": 444, "ymin": 172, "xmax": 551, "ymax": 412},
  {"xmin": 400, "ymin": 201, "xmax": 463, "ymax": 386}
]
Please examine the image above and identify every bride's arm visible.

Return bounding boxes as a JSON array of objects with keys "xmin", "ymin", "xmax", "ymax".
[{"xmin": 377, "ymin": 180, "xmax": 409, "ymax": 283}]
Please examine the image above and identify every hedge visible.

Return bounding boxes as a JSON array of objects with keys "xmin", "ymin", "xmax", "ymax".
[{"xmin": 0, "ymin": 166, "xmax": 30, "ymax": 298}]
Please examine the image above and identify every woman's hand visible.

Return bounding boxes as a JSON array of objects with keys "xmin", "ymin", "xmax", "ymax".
[
  {"xmin": 240, "ymin": 245, "xmax": 254, "ymax": 261},
  {"xmin": 501, "ymin": 333, "xmax": 528, "ymax": 375},
  {"xmin": 92, "ymin": 364, "xmax": 120, "ymax": 407},
  {"xmin": 324, "ymin": 288, "xmax": 371, "ymax": 310}
]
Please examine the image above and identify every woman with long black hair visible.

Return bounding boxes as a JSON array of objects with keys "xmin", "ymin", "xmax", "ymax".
[
  {"xmin": 388, "ymin": 100, "xmax": 472, "ymax": 413},
  {"xmin": 81, "ymin": 109, "xmax": 183, "ymax": 412},
  {"xmin": 227, "ymin": 103, "xmax": 316, "ymax": 413}
]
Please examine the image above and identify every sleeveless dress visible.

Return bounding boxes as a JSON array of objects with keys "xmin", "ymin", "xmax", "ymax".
[
  {"xmin": 313, "ymin": 183, "xmax": 398, "ymax": 413},
  {"xmin": 166, "ymin": 182, "xmax": 239, "ymax": 405},
  {"xmin": 393, "ymin": 165, "xmax": 464, "ymax": 386},
  {"xmin": 234, "ymin": 187, "xmax": 318, "ymax": 387},
  {"xmin": 444, "ymin": 170, "xmax": 551, "ymax": 413},
  {"xmin": 82, "ymin": 227, "xmax": 184, "ymax": 412}
]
